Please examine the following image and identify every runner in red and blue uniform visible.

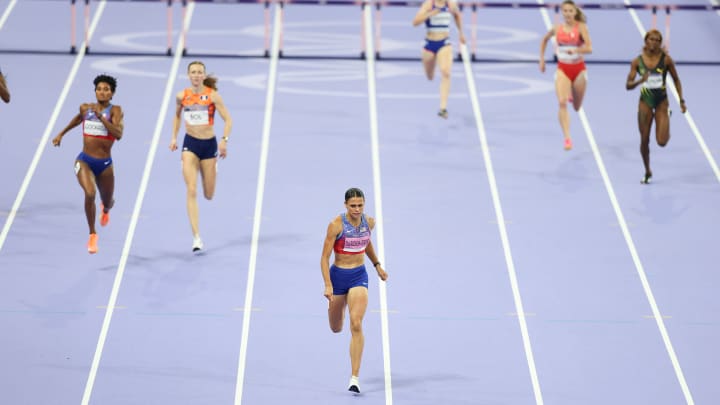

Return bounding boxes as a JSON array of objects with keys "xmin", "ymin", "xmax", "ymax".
[
  {"xmin": 52, "ymin": 74, "xmax": 124, "ymax": 254},
  {"xmin": 321, "ymin": 187, "xmax": 388, "ymax": 394}
]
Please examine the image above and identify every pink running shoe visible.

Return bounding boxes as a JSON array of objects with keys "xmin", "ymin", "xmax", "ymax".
[{"xmin": 564, "ymin": 138, "xmax": 573, "ymax": 151}]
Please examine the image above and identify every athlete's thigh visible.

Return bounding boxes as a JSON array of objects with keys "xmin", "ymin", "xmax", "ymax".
[
  {"xmin": 75, "ymin": 160, "xmax": 96, "ymax": 194},
  {"xmin": 198, "ymin": 158, "xmax": 217, "ymax": 197},
  {"xmin": 346, "ymin": 286, "xmax": 368, "ymax": 320},
  {"xmin": 436, "ymin": 44, "xmax": 454, "ymax": 72},
  {"xmin": 181, "ymin": 151, "xmax": 200, "ymax": 186},
  {"xmin": 555, "ymin": 70, "xmax": 572, "ymax": 101},
  {"xmin": 637, "ymin": 101, "xmax": 654, "ymax": 137},
  {"xmin": 653, "ymin": 100, "xmax": 670, "ymax": 142}
]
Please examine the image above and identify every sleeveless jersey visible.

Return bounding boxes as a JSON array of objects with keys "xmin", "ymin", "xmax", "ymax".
[
  {"xmin": 333, "ymin": 213, "xmax": 371, "ymax": 255},
  {"xmin": 638, "ymin": 52, "xmax": 668, "ymax": 108},
  {"xmin": 425, "ymin": 0, "xmax": 452, "ymax": 34},
  {"xmin": 82, "ymin": 104, "xmax": 114, "ymax": 141},
  {"xmin": 182, "ymin": 87, "xmax": 215, "ymax": 126},
  {"xmin": 555, "ymin": 23, "xmax": 583, "ymax": 63}
]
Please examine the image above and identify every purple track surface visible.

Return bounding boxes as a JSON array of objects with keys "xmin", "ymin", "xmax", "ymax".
[{"xmin": 0, "ymin": 0, "xmax": 718, "ymax": 404}]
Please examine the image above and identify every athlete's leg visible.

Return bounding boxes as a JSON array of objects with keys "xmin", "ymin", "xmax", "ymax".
[
  {"xmin": 75, "ymin": 161, "xmax": 98, "ymax": 235},
  {"xmin": 95, "ymin": 166, "xmax": 115, "ymax": 227},
  {"xmin": 637, "ymin": 101, "xmax": 654, "ymax": 182},
  {"xmin": 95, "ymin": 166, "xmax": 115, "ymax": 212},
  {"xmin": 198, "ymin": 158, "xmax": 218, "ymax": 200},
  {"xmin": 555, "ymin": 70, "xmax": 572, "ymax": 142},
  {"xmin": 346, "ymin": 286, "xmax": 368, "ymax": 378},
  {"xmin": 654, "ymin": 99, "xmax": 670, "ymax": 147},
  {"xmin": 422, "ymin": 50, "xmax": 436, "ymax": 81},
  {"xmin": 181, "ymin": 151, "xmax": 201, "ymax": 237},
  {"xmin": 436, "ymin": 44, "xmax": 454, "ymax": 113},
  {"xmin": 328, "ymin": 294, "xmax": 347, "ymax": 333},
  {"xmin": 571, "ymin": 70, "xmax": 587, "ymax": 111}
]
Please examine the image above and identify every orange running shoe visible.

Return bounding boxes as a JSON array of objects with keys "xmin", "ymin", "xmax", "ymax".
[
  {"xmin": 100, "ymin": 203, "xmax": 110, "ymax": 227},
  {"xmin": 564, "ymin": 138, "xmax": 573, "ymax": 151},
  {"xmin": 87, "ymin": 233, "xmax": 98, "ymax": 254}
]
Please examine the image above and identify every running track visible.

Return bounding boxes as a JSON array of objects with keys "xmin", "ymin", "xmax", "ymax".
[{"xmin": 0, "ymin": 0, "xmax": 718, "ymax": 404}]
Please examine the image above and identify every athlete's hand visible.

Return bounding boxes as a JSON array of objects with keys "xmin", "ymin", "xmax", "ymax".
[
  {"xmin": 680, "ymin": 100, "xmax": 687, "ymax": 114},
  {"xmin": 169, "ymin": 139, "xmax": 178, "ymax": 152},
  {"xmin": 376, "ymin": 265, "xmax": 388, "ymax": 282},
  {"xmin": 90, "ymin": 104, "xmax": 103, "ymax": 119},
  {"xmin": 539, "ymin": 59, "xmax": 546, "ymax": 73},
  {"xmin": 458, "ymin": 34, "xmax": 466, "ymax": 45},
  {"xmin": 218, "ymin": 141, "xmax": 227, "ymax": 159},
  {"xmin": 52, "ymin": 134, "xmax": 63, "ymax": 147},
  {"xmin": 324, "ymin": 286, "xmax": 334, "ymax": 302}
]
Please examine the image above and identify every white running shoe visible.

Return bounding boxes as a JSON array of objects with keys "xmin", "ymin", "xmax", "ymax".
[
  {"xmin": 348, "ymin": 376, "xmax": 360, "ymax": 394},
  {"xmin": 192, "ymin": 236, "xmax": 204, "ymax": 252}
]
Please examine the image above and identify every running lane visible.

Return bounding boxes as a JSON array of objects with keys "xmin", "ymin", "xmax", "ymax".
[{"xmin": 86, "ymin": 3, "xmax": 267, "ymax": 404}]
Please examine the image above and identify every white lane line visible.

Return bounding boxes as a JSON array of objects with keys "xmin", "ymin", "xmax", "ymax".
[
  {"xmin": 459, "ymin": 43, "xmax": 544, "ymax": 405},
  {"xmin": 577, "ymin": 107, "xmax": 695, "ymax": 405},
  {"xmin": 537, "ymin": 1, "xmax": 695, "ymax": 403},
  {"xmin": 0, "ymin": 2, "xmax": 104, "ymax": 252},
  {"xmin": 0, "ymin": 0, "xmax": 17, "ymax": 30},
  {"xmin": 232, "ymin": 3, "xmax": 281, "ymax": 405},
  {"xmin": 362, "ymin": 4, "xmax": 393, "ymax": 405},
  {"xmin": 79, "ymin": 2, "xmax": 196, "ymax": 404},
  {"xmin": 620, "ymin": 3, "xmax": 698, "ymax": 402},
  {"xmin": 625, "ymin": 0, "xmax": 719, "ymax": 184}
]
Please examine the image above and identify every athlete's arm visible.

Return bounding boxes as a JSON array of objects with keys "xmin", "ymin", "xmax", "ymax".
[
  {"xmin": 576, "ymin": 22, "xmax": 593, "ymax": 54},
  {"xmin": 364, "ymin": 217, "xmax": 387, "ymax": 281},
  {"xmin": 625, "ymin": 58, "xmax": 647, "ymax": 90},
  {"xmin": 96, "ymin": 104, "xmax": 124, "ymax": 140},
  {"xmin": 0, "ymin": 73, "xmax": 9, "ymax": 103},
  {"xmin": 170, "ymin": 91, "xmax": 183, "ymax": 151},
  {"xmin": 539, "ymin": 27, "xmax": 556, "ymax": 72},
  {"xmin": 450, "ymin": 1, "xmax": 466, "ymax": 44},
  {"xmin": 321, "ymin": 217, "xmax": 342, "ymax": 301},
  {"xmin": 52, "ymin": 105, "xmax": 85, "ymax": 146},
  {"xmin": 212, "ymin": 91, "xmax": 233, "ymax": 158},
  {"xmin": 666, "ymin": 54, "xmax": 686, "ymax": 113},
  {"xmin": 412, "ymin": 1, "xmax": 438, "ymax": 26}
]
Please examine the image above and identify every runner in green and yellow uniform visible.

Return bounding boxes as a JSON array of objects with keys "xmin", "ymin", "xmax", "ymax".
[{"xmin": 626, "ymin": 29, "xmax": 686, "ymax": 184}]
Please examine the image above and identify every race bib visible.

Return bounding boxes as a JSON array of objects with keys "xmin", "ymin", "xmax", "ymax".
[
  {"xmin": 342, "ymin": 235, "xmax": 370, "ymax": 253},
  {"xmin": 83, "ymin": 119, "xmax": 108, "ymax": 136},
  {"xmin": 184, "ymin": 109, "xmax": 209, "ymax": 126},
  {"xmin": 557, "ymin": 45, "xmax": 581, "ymax": 62},
  {"xmin": 643, "ymin": 74, "xmax": 664, "ymax": 89}
]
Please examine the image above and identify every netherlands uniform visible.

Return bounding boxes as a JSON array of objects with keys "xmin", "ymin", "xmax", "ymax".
[
  {"xmin": 77, "ymin": 105, "xmax": 114, "ymax": 177},
  {"xmin": 181, "ymin": 87, "xmax": 218, "ymax": 160},
  {"xmin": 331, "ymin": 213, "xmax": 371, "ymax": 295},
  {"xmin": 555, "ymin": 23, "xmax": 586, "ymax": 82},
  {"xmin": 423, "ymin": 1, "xmax": 452, "ymax": 54}
]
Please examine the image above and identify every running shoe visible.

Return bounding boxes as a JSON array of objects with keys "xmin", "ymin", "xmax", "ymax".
[
  {"xmin": 564, "ymin": 138, "xmax": 573, "ymax": 151},
  {"xmin": 437, "ymin": 109, "xmax": 448, "ymax": 119},
  {"xmin": 348, "ymin": 376, "xmax": 360, "ymax": 394},
  {"xmin": 87, "ymin": 233, "xmax": 98, "ymax": 254},
  {"xmin": 641, "ymin": 173, "xmax": 652, "ymax": 184},
  {"xmin": 192, "ymin": 236, "xmax": 204, "ymax": 252},
  {"xmin": 100, "ymin": 203, "xmax": 110, "ymax": 227}
]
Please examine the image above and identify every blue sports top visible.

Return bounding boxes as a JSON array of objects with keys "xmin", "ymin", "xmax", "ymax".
[
  {"xmin": 425, "ymin": 0, "xmax": 452, "ymax": 34},
  {"xmin": 82, "ymin": 104, "xmax": 114, "ymax": 141},
  {"xmin": 334, "ymin": 213, "xmax": 371, "ymax": 255}
]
